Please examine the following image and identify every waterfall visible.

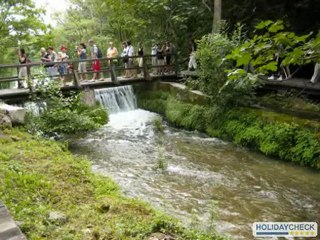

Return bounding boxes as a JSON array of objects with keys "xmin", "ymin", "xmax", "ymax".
[
  {"xmin": 94, "ymin": 85, "xmax": 137, "ymax": 113},
  {"xmin": 16, "ymin": 101, "xmax": 46, "ymax": 116}
]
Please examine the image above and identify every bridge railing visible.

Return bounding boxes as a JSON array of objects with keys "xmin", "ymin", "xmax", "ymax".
[{"xmin": 0, "ymin": 54, "xmax": 179, "ymax": 91}]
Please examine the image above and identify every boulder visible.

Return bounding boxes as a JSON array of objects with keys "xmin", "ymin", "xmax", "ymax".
[
  {"xmin": 0, "ymin": 113, "xmax": 12, "ymax": 129},
  {"xmin": 48, "ymin": 211, "xmax": 68, "ymax": 225},
  {"xmin": 0, "ymin": 103, "xmax": 26, "ymax": 125},
  {"xmin": 148, "ymin": 233, "xmax": 176, "ymax": 240}
]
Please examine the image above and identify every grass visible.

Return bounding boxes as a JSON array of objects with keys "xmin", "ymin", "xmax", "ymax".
[{"xmin": 0, "ymin": 128, "xmax": 227, "ymax": 240}]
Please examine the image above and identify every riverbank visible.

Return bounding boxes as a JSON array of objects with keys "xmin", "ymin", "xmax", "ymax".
[
  {"xmin": 135, "ymin": 83, "xmax": 320, "ymax": 170},
  {"xmin": 0, "ymin": 128, "xmax": 226, "ymax": 240}
]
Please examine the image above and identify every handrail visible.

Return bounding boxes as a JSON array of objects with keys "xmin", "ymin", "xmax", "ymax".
[
  {"xmin": 0, "ymin": 53, "xmax": 179, "ymax": 92},
  {"xmin": 0, "ymin": 54, "xmax": 176, "ymax": 68}
]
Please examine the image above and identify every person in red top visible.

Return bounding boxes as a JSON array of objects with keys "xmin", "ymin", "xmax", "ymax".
[{"xmin": 88, "ymin": 39, "xmax": 104, "ymax": 81}]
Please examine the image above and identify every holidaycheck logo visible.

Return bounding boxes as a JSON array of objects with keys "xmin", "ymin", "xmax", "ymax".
[{"xmin": 252, "ymin": 222, "xmax": 318, "ymax": 237}]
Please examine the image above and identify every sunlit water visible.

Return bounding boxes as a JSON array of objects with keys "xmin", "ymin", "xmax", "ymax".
[{"xmin": 69, "ymin": 109, "xmax": 320, "ymax": 239}]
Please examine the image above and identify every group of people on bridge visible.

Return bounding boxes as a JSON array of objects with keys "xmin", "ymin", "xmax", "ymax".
[{"xmin": 17, "ymin": 39, "xmax": 176, "ymax": 88}]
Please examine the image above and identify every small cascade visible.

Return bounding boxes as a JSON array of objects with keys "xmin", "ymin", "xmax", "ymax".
[
  {"xmin": 16, "ymin": 101, "xmax": 46, "ymax": 116},
  {"xmin": 94, "ymin": 85, "xmax": 137, "ymax": 113}
]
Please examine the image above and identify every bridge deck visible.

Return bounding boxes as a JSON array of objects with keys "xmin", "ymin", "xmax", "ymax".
[
  {"xmin": 0, "ymin": 73, "xmax": 176, "ymax": 100},
  {"xmin": 0, "ymin": 202, "xmax": 26, "ymax": 240}
]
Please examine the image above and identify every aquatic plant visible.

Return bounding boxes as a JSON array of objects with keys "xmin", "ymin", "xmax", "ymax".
[
  {"xmin": 153, "ymin": 146, "xmax": 168, "ymax": 172},
  {"xmin": 153, "ymin": 116, "xmax": 164, "ymax": 133}
]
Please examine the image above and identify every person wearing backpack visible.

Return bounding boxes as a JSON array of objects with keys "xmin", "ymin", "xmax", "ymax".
[{"xmin": 88, "ymin": 39, "xmax": 104, "ymax": 81}]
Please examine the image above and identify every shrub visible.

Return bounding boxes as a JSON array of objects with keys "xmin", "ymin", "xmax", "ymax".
[
  {"xmin": 26, "ymin": 82, "xmax": 108, "ymax": 136},
  {"xmin": 196, "ymin": 34, "xmax": 235, "ymax": 97}
]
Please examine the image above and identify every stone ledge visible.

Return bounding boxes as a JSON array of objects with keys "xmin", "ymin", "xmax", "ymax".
[{"xmin": 0, "ymin": 202, "xmax": 27, "ymax": 240}]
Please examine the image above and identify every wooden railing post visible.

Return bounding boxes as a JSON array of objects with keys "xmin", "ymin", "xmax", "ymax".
[
  {"xmin": 72, "ymin": 62, "xmax": 81, "ymax": 88},
  {"xmin": 174, "ymin": 53, "xmax": 179, "ymax": 79},
  {"xmin": 26, "ymin": 65, "xmax": 32, "ymax": 92},
  {"xmin": 110, "ymin": 59, "xmax": 118, "ymax": 83},
  {"xmin": 16, "ymin": 67, "xmax": 19, "ymax": 88},
  {"xmin": 143, "ymin": 56, "xmax": 151, "ymax": 81}
]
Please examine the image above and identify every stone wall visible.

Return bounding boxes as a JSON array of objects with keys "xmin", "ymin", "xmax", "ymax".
[{"xmin": 134, "ymin": 81, "xmax": 210, "ymax": 106}]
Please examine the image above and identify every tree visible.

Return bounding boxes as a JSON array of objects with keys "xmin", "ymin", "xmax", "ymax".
[
  {"xmin": 55, "ymin": 0, "xmax": 212, "ymax": 58},
  {"xmin": 202, "ymin": 0, "xmax": 222, "ymax": 33},
  {"xmin": 0, "ymin": 0, "xmax": 48, "ymax": 63}
]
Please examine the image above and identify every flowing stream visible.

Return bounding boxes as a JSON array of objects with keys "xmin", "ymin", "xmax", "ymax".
[{"xmin": 69, "ymin": 86, "xmax": 320, "ymax": 239}]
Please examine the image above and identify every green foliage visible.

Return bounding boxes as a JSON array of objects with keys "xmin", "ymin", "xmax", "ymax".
[
  {"xmin": 26, "ymin": 82, "xmax": 108, "ymax": 136},
  {"xmin": 0, "ymin": 129, "xmax": 227, "ymax": 240},
  {"xmin": 53, "ymin": 0, "xmax": 212, "ymax": 59},
  {"xmin": 226, "ymin": 20, "xmax": 318, "ymax": 76},
  {"xmin": 137, "ymin": 90, "xmax": 320, "ymax": 170},
  {"xmin": 196, "ymin": 30, "xmax": 259, "ymax": 109},
  {"xmin": 154, "ymin": 147, "xmax": 168, "ymax": 172},
  {"xmin": 153, "ymin": 116, "xmax": 164, "ymax": 133},
  {"xmin": 196, "ymin": 34, "xmax": 235, "ymax": 96},
  {"xmin": 0, "ymin": 0, "xmax": 52, "ymax": 65}
]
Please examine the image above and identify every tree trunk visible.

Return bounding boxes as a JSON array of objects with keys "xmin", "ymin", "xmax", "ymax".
[{"xmin": 212, "ymin": 0, "xmax": 222, "ymax": 33}]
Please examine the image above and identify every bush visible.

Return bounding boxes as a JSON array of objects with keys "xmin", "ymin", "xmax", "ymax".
[
  {"xmin": 196, "ymin": 34, "xmax": 235, "ymax": 97},
  {"xmin": 26, "ymin": 82, "xmax": 108, "ymax": 136},
  {"xmin": 196, "ymin": 33, "xmax": 260, "ymax": 109}
]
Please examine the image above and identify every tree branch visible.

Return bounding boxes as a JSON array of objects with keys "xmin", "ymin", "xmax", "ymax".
[{"xmin": 202, "ymin": 0, "xmax": 212, "ymax": 12}]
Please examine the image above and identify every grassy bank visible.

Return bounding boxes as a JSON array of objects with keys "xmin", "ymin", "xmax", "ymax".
[
  {"xmin": 136, "ymin": 90, "xmax": 320, "ymax": 170},
  {"xmin": 0, "ymin": 128, "xmax": 226, "ymax": 240}
]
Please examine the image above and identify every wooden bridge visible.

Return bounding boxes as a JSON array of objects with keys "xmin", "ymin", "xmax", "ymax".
[
  {"xmin": 0, "ymin": 54, "xmax": 179, "ymax": 102},
  {"xmin": 1, "ymin": 55, "xmax": 320, "ymax": 102}
]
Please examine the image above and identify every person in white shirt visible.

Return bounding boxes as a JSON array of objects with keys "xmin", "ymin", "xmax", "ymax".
[
  {"xmin": 127, "ymin": 41, "xmax": 137, "ymax": 78},
  {"xmin": 310, "ymin": 63, "xmax": 320, "ymax": 84},
  {"xmin": 121, "ymin": 41, "xmax": 129, "ymax": 78},
  {"xmin": 151, "ymin": 44, "xmax": 158, "ymax": 73}
]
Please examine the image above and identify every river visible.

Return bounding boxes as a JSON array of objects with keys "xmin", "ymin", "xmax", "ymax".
[{"xmin": 69, "ymin": 86, "xmax": 320, "ymax": 239}]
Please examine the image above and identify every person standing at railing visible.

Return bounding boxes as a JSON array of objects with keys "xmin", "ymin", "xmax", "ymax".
[
  {"xmin": 156, "ymin": 44, "xmax": 165, "ymax": 75},
  {"xmin": 88, "ymin": 39, "xmax": 104, "ymax": 81},
  {"xmin": 77, "ymin": 43, "xmax": 88, "ymax": 81},
  {"xmin": 41, "ymin": 47, "xmax": 58, "ymax": 78},
  {"xmin": 107, "ymin": 42, "xmax": 119, "ymax": 62},
  {"xmin": 107, "ymin": 42, "xmax": 118, "ymax": 81},
  {"xmin": 151, "ymin": 43, "xmax": 159, "ymax": 74},
  {"xmin": 57, "ymin": 46, "xmax": 69, "ymax": 85},
  {"xmin": 121, "ymin": 41, "xmax": 129, "ymax": 78},
  {"xmin": 165, "ymin": 41, "xmax": 173, "ymax": 73},
  {"xmin": 137, "ymin": 43, "xmax": 144, "ymax": 75},
  {"xmin": 127, "ymin": 41, "xmax": 137, "ymax": 78},
  {"xmin": 18, "ymin": 48, "xmax": 28, "ymax": 88},
  {"xmin": 310, "ymin": 63, "xmax": 320, "ymax": 84}
]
